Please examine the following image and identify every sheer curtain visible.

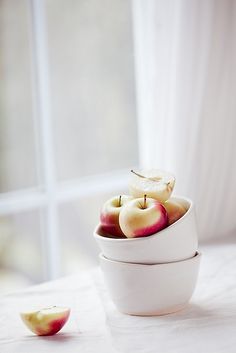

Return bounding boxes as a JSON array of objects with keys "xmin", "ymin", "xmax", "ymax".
[{"xmin": 133, "ymin": 0, "xmax": 236, "ymax": 241}]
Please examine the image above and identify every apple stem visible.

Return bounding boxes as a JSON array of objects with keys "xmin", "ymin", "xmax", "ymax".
[
  {"xmin": 36, "ymin": 305, "xmax": 56, "ymax": 313},
  {"xmin": 118, "ymin": 195, "xmax": 122, "ymax": 207},
  {"xmin": 143, "ymin": 194, "xmax": 147, "ymax": 209},
  {"xmin": 131, "ymin": 169, "xmax": 146, "ymax": 179},
  {"xmin": 44, "ymin": 306, "xmax": 57, "ymax": 310},
  {"xmin": 166, "ymin": 181, "xmax": 172, "ymax": 192},
  {"xmin": 131, "ymin": 169, "xmax": 162, "ymax": 182}
]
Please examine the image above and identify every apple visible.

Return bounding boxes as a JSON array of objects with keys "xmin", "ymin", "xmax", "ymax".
[
  {"xmin": 20, "ymin": 306, "xmax": 70, "ymax": 336},
  {"xmin": 100, "ymin": 195, "xmax": 133, "ymax": 237},
  {"xmin": 129, "ymin": 169, "xmax": 175, "ymax": 203},
  {"xmin": 119, "ymin": 195, "xmax": 168, "ymax": 238},
  {"xmin": 164, "ymin": 199, "xmax": 187, "ymax": 225}
]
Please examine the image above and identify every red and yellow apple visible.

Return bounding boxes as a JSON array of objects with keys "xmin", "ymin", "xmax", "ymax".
[
  {"xmin": 100, "ymin": 195, "xmax": 133, "ymax": 237},
  {"xmin": 164, "ymin": 199, "xmax": 187, "ymax": 225},
  {"xmin": 119, "ymin": 196, "xmax": 168, "ymax": 238},
  {"xmin": 129, "ymin": 169, "xmax": 175, "ymax": 203},
  {"xmin": 20, "ymin": 306, "xmax": 70, "ymax": 336}
]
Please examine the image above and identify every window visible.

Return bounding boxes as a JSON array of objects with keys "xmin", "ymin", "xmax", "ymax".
[{"xmin": 0, "ymin": 0, "xmax": 138, "ymax": 292}]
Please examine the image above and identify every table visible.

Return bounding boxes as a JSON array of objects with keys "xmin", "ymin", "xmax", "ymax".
[{"xmin": 1, "ymin": 237, "xmax": 236, "ymax": 353}]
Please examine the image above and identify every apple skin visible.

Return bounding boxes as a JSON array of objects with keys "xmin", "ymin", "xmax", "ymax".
[
  {"xmin": 100, "ymin": 195, "xmax": 133, "ymax": 237},
  {"xmin": 119, "ymin": 197, "xmax": 168, "ymax": 238},
  {"xmin": 20, "ymin": 306, "xmax": 70, "ymax": 336},
  {"xmin": 164, "ymin": 199, "xmax": 187, "ymax": 225}
]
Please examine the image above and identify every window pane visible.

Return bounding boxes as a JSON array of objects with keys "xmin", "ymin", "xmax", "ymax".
[
  {"xmin": 46, "ymin": 0, "xmax": 138, "ymax": 180},
  {"xmin": 0, "ymin": 0, "xmax": 38, "ymax": 192},
  {"xmin": 0, "ymin": 210, "xmax": 43, "ymax": 294},
  {"xmin": 59, "ymin": 191, "xmax": 118, "ymax": 275}
]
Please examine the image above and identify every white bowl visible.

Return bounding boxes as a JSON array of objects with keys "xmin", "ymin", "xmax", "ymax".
[
  {"xmin": 100, "ymin": 252, "xmax": 201, "ymax": 316},
  {"xmin": 94, "ymin": 196, "xmax": 198, "ymax": 264}
]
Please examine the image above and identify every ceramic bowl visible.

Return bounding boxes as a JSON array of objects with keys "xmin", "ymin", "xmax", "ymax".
[
  {"xmin": 100, "ymin": 252, "xmax": 201, "ymax": 316},
  {"xmin": 94, "ymin": 196, "xmax": 198, "ymax": 264}
]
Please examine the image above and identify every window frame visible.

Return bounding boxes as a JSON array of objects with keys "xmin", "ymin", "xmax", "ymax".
[{"xmin": 0, "ymin": 0, "xmax": 131, "ymax": 281}]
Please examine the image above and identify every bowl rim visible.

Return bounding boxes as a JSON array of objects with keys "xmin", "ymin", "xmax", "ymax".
[
  {"xmin": 99, "ymin": 251, "xmax": 201, "ymax": 267},
  {"xmin": 94, "ymin": 195, "xmax": 193, "ymax": 242}
]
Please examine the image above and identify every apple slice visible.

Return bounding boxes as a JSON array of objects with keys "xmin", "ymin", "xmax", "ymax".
[
  {"xmin": 20, "ymin": 306, "xmax": 70, "ymax": 336},
  {"xmin": 129, "ymin": 169, "xmax": 175, "ymax": 203},
  {"xmin": 119, "ymin": 195, "xmax": 168, "ymax": 238},
  {"xmin": 100, "ymin": 195, "xmax": 133, "ymax": 237}
]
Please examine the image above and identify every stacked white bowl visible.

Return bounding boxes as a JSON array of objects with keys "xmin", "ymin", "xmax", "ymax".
[{"xmin": 94, "ymin": 196, "xmax": 201, "ymax": 316}]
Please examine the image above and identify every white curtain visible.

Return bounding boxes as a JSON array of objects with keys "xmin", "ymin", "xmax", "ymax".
[{"xmin": 132, "ymin": 0, "xmax": 236, "ymax": 241}]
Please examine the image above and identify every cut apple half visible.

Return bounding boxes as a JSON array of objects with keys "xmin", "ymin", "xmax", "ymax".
[
  {"xmin": 20, "ymin": 306, "xmax": 70, "ymax": 336},
  {"xmin": 129, "ymin": 169, "xmax": 175, "ymax": 203}
]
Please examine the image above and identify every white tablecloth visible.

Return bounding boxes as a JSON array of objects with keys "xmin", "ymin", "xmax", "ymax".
[{"xmin": 1, "ymin": 237, "xmax": 236, "ymax": 353}]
